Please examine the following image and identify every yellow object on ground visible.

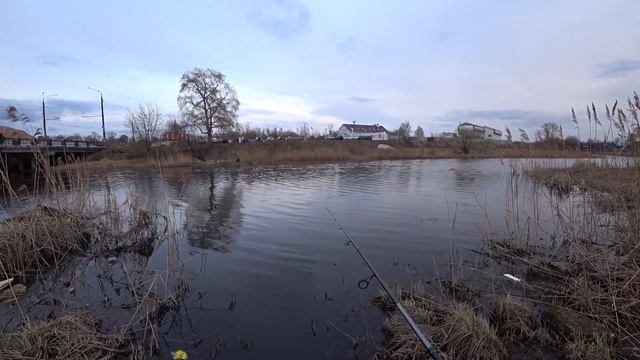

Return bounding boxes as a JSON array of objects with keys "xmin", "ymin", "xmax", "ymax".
[{"xmin": 172, "ymin": 349, "xmax": 188, "ymax": 359}]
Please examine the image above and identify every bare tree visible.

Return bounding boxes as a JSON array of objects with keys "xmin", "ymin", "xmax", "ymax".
[
  {"xmin": 125, "ymin": 103, "xmax": 162, "ymax": 145},
  {"xmin": 85, "ymin": 131, "xmax": 101, "ymax": 142},
  {"xmin": 415, "ymin": 126, "xmax": 425, "ymax": 140},
  {"xmin": 297, "ymin": 122, "xmax": 310, "ymax": 140},
  {"xmin": 397, "ymin": 121, "xmax": 412, "ymax": 139},
  {"xmin": 164, "ymin": 115, "xmax": 189, "ymax": 140},
  {"xmin": 178, "ymin": 67, "xmax": 240, "ymax": 141},
  {"xmin": 535, "ymin": 122, "xmax": 562, "ymax": 142}
]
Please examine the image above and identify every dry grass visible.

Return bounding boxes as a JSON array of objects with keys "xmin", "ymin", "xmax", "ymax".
[
  {"xmin": 79, "ymin": 141, "xmax": 590, "ymax": 170},
  {"xmin": 0, "ymin": 314, "xmax": 125, "ymax": 359},
  {"xmin": 377, "ymin": 285, "xmax": 506, "ymax": 360},
  {"xmin": 380, "ymin": 158, "xmax": 640, "ymax": 358},
  {"xmin": 0, "ymin": 151, "xmax": 179, "ymax": 359},
  {"xmin": 491, "ymin": 293, "xmax": 536, "ymax": 341},
  {"xmin": 564, "ymin": 333, "xmax": 614, "ymax": 360},
  {"xmin": 0, "ymin": 206, "xmax": 92, "ymax": 283}
]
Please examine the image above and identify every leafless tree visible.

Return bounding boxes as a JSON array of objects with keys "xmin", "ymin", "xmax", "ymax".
[
  {"xmin": 535, "ymin": 122, "xmax": 562, "ymax": 142},
  {"xmin": 125, "ymin": 103, "xmax": 162, "ymax": 145},
  {"xmin": 178, "ymin": 68, "xmax": 240, "ymax": 141},
  {"xmin": 397, "ymin": 121, "xmax": 412, "ymax": 139},
  {"xmin": 415, "ymin": 126, "xmax": 424, "ymax": 140},
  {"xmin": 85, "ymin": 131, "xmax": 101, "ymax": 142},
  {"xmin": 297, "ymin": 122, "xmax": 310, "ymax": 139}
]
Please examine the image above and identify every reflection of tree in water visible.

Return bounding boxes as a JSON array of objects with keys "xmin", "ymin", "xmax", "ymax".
[{"xmin": 184, "ymin": 171, "xmax": 243, "ymax": 251}]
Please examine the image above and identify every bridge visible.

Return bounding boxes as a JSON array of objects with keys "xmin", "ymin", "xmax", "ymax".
[{"xmin": 1, "ymin": 138, "xmax": 105, "ymax": 174}]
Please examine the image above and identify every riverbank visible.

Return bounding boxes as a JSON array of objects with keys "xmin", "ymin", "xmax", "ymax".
[
  {"xmin": 0, "ymin": 162, "xmax": 183, "ymax": 359},
  {"xmin": 378, "ymin": 161, "xmax": 640, "ymax": 359},
  {"xmin": 80, "ymin": 140, "xmax": 592, "ymax": 170}
]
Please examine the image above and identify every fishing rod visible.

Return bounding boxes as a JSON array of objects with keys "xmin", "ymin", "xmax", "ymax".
[{"xmin": 327, "ymin": 208, "xmax": 442, "ymax": 360}]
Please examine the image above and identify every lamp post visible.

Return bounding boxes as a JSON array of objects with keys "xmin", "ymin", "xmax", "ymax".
[
  {"xmin": 87, "ymin": 87, "xmax": 105, "ymax": 141},
  {"xmin": 42, "ymin": 92, "xmax": 57, "ymax": 139}
]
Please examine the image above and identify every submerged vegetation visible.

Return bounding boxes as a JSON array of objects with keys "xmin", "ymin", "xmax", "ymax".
[
  {"xmin": 376, "ymin": 159, "xmax": 640, "ymax": 359},
  {"xmin": 0, "ymin": 154, "xmax": 187, "ymax": 359}
]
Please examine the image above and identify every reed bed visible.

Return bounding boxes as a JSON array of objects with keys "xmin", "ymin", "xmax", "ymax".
[
  {"xmin": 0, "ymin": 314, "xmax": 124, "ymax": 360},
  {"xmin": 83, "ymin": 140, "xmax": 589, "ymax": 170},
  {"xmin": 378, "ymin": 159, "xmax": 640, "ymax": 359},
  {"xmin": 0, "ymin": 150, "xmax": 187, "ymax": 359}
]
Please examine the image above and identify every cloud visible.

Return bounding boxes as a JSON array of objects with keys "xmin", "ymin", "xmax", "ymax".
[
  {"xmin": 238, "ymin": 95, "xmax": 342, "ymax": 130},
  {"xmin": 596, "ymin": 59, "xmax": 640, "ymax": 78},
  {"xmin": 247, "ymin": 0, "xmax": 310, "ymax": 40},
  {"xmin": 335, "ymin": 35, "xmax": 360, "ymax": 54},
  {"xmin": 313, "ymin": 100, "xmax": 401, "ymax": 126},
  {"xmin": 0, "ymin": 97, "xmax": 129, "ymax": 135},
  {"xmin": 36, "ymin": 55, "xmax": 84, "ymax": 67},
  {"xmin": 349, "ymin": 96, "xmax": 376, "ymax": 103}
]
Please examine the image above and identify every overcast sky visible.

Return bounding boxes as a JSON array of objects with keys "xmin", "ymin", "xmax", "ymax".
[{"xmin": 1, "ymin": 0, "xmax": 639, "ymax": 138}]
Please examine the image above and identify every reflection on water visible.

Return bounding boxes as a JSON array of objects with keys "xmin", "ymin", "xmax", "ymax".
[
  {"xmin": 0, "ymin": 159, "xmax": 565, "ymax": 359},
  {"xmin": 183, "ymin": 171, "xmax": 243, "ymax": 251}
]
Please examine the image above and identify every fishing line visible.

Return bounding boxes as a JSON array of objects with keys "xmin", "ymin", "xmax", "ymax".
[{"xmin": 326, "ymin": 208, "xmax": 441, "ymax": 360}]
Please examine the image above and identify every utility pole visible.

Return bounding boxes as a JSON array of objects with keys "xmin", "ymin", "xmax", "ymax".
[
  {"xmin": 42, "ymin": 92, "xmax": 57, "ymax": 140},
  {"xmin": 87, "ymin": 87, "xmax": 106, "ymax": 141},
  {"xmin": 42, "ymin": 92, "xmax": 46, "ymax": 139},
  {"xmin": 100, "ymin": 93, "xmax": 105, "ymax": 140}
]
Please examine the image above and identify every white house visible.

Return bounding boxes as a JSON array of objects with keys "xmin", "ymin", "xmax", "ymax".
[
  {"xmin": 456, "ymin": 122, "xmax": 502, "ymax": 140},
  {"xmin": 338, "ymin": 123, "xmax": 389, "ymax": 140}
]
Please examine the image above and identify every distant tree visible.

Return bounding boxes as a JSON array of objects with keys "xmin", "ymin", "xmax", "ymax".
[
  {"xmin": 326, "ymin": 123, "xmax": 337, "ymax": 137},
  {"xmin": 397, "ymin": 121, "xmax": 412, "ymax": 139},
  {"xmin": 415, "ymin": 126, "xmax": 424, "ymax": 140},
  {"xmin": 518, "ymin": 128, "xmax": 530, "ymax": 142},
  {"xmin": 126, "ymin": 103, "xmax": 162, "ymax": 147},
  {"xmin": 297, "ymin": 123, "xmax": 310, "ymax": 139},
  {"xmin": 565, "ymin": 135, "xmax": 580, "ymax": 149},
  {"xmin": 85, "ymin": 131, "xmax": 101, "ymax": 142},
  {"xmin": 118, "ymin": 134, "xmax": 129, "ymax": 143},
  {"xmin": 165, "ymin": 116, "xmax": 188, "ymax": 140},
  {"xmin": 535, "ymin": 122, "xmax": 562, "ymax": 142},
  {"xmin": 178, "ymin": 67, "xmax": 240, "ymax": 141}
]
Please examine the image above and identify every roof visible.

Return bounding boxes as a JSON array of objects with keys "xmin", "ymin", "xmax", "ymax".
[
  {"xmin": 340, "ymin": 123, "xmax": 388, "ymax": 133},
  {"xmin": 0, "ymin": 125, "xmax": 31, "ymax": 140}
]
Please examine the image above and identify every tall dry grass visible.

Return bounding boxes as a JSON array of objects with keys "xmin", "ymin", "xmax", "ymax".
[{"xmin": 0, "ymin": 149, "xmax": 188, "ymax": 359}]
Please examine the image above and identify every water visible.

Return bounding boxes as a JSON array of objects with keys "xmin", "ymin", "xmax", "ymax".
[{"xmin": 0, "ymin": 158, "xmax": 564, "ymax": 358}]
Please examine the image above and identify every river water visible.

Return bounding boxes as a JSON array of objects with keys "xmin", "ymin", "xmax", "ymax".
[{"xmin": 1, "ymin": 158, "xmax": 570, "ymax": 358}]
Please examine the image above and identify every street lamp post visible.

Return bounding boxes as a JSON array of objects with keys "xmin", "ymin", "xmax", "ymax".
[
  {"xmin": 42, "ymin": 92, "xmax": 57, "ymax": 139},
  {"xmin": 87, "ymin": 87, "xmax": 106, "ymax": 141}
]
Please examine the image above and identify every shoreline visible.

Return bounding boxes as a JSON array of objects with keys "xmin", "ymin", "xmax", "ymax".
[{"xmin": 63, "ymin": 141, "xmax": 598, "ymax": 171}]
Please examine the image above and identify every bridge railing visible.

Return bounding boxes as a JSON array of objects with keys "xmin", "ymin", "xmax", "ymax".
[{"xmin": 0, "ymin": 138, "xmax": 104, "ymax": 149}]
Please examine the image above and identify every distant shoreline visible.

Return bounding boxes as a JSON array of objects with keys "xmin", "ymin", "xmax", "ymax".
[{"xmin": 64, "ymin": 140, "xmax": 601, "ymax": 171}]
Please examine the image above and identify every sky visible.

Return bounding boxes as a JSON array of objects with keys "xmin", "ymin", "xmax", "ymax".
[{"xmin": 1, "ymin": 0, "xmax": 639, "ymax": 139}]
